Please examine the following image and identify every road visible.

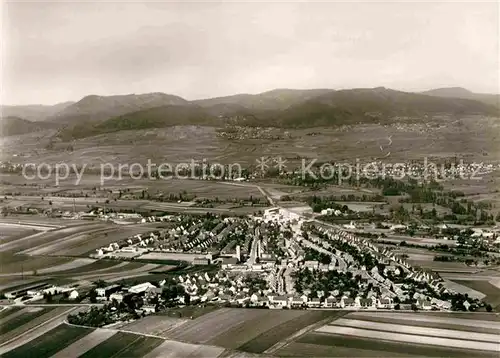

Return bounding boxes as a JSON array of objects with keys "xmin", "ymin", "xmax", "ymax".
[
  {"xmin": 221, "ymin": 181, "xmax": 276, "ymax": 206},
  {"xmin": 247, "ymin": 226, "xmax": 260, "ymax": 266}
]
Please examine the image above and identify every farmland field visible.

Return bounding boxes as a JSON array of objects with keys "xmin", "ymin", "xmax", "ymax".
[
  {"xmin": 161, "ymin": 308, "xmax": 273, "ymax": 343},
  {"xmin": 442, "ymin": 279, "xmax": 487, "ymax": 300},
  {"xmin": 0, "ymin": 253, "xmax": 71, "ymax": 275},
  {"xmin": 142, "ymin": 339, "xmax": 225, "ymax": 358},
  {"xmin": 289, "ymin": 333, "xmax": 498, "ymax": 358},
  {"xmin": 0, "ymin": 225, "xmax": 40, "ymax": 244},
  {"xmin": 109, "ymin": 335, "xmax": 164, "ymax": 357},
  {"xmin": 236, "ymin": 310, "xmax": 346, "ymax": 353},
  {"xmin": 121, "ymin": 315, "xmax": 189, "ymax": 336},
  {"xmin": 47, "ymin": 259, "xmax": 128, "ymax": 276},
  {"xmin": 75, "ymin": 331, "xmax": 138, "ymax": 358},
  {"xmin": 275, "ymin": 311, "xmax": 500, "ymax": 357},
  {"xmin": 55, "ymin": 226, "xmax": 159, "ymax": 257},
  {"xmin": 453, "ymin": 280, "xmax": 500, "ymax": 309},
  {"xmin": 208, "ymin": 309, "xmax": 309, "ymax": 349},
  {"xmin": 0, "ymin": 307, "xmax": 53, "ymax": 338},
  {"xmin": 0, "ymin": 307, "xmax": 22, "ymax": 320},
  {"xmin": 152, "ymin": 307, "xmax": 348, "ymax": 354},
  {"xmin": 51, "ymin": 328, "xmax": 117, "ymax": 358},
  {"xmin": 1, "ymin": 323, "xmax": 93, "ymax": 358},
  {"xmin": 0, "ymin": 307, "xmax": 77, "ymax": 345},
  {"xmin": 78, "ymin": 331, "xmax": 163, "ymax": 358},
  {"xmin": 0, "ymin": 223, "xmax": 107, "ymax": 253}
]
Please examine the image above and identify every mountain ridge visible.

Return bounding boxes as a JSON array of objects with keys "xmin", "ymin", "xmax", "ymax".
[
  {"xmin": 55, "ymin": 87, "xmax": 499, "ymax": 140},
  {"xmin": 3, "ymin": 87, "xmax": 498, "ymax": 139},
  {"xmin": 421, "ymin": 87, "xmax": 499, "ymax": 108}
]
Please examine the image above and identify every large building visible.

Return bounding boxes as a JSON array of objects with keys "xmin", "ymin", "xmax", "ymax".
[{"xmin": 193, "ymin": 257, "xmax": 211, "ymax": 265}]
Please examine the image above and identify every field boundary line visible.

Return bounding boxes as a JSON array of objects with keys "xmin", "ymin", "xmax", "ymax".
[
  {"xmin": 64, "ymin": 320, "xmax": 168, "ymax": 340},
  {"xmin": 264, "ymin": 312, "xmax": 347, "ymax": 355}
]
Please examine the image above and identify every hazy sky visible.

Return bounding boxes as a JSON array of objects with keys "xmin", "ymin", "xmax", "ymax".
[{"xmin": 1, "ymin": 1, "xmax": 499, "ymax": 105}]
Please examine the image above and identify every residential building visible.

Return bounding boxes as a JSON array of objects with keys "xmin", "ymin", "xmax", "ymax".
[{"xmin": 96, "ymin": 284, "xmax": 121, "ymax": 297}]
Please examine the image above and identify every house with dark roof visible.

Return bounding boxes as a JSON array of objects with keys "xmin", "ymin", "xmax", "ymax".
[
  {"xmin": 323, "ymin": 297, "xmax": 338, "ymax": 308},
  {"xmin": 341, "ymin": 297, "xmax": 355, "ymax": 308}
]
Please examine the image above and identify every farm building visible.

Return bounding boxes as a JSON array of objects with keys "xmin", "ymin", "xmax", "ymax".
[
  {"xmin": 128, "ymin": 282, "xmax": 157, "ymax": 294},
  {"xmin": 96, "ymin": 284, "xmax": 121, "ymax": 297}
]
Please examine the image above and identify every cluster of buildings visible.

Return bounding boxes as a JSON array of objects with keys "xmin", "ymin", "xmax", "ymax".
[{"xmin": 4, "ymin": 282, "xmax": 79, "ymax": 301}]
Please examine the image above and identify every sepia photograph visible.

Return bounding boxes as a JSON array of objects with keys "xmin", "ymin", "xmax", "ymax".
[{"xmin": 0, "ymin": 1, "xmax": 499, "ymax": 357}]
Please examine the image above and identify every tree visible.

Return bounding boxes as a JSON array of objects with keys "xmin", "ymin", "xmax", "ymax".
[
  {"xmin": 89, "ymin": 289, "xmax": 97, "ymax": 304},
  {"xmin": 320, "ymin": 255, "xmax": 332, "ymax": 265},
  {"xmin": 93, "ymin": 280, "xmax": 107, "ymax": 288},
  {"xmin": 45, "ymin": 292, "xmax": 53, "ymax": 302},
  {"xmin": 486, "ymin": 304, "xmax": 493, "ymax": 312}
]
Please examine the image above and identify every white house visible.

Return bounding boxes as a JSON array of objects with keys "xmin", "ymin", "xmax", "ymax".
[
  {"xmin": 68, "ymin": 290, "xmax": 79, "ymax": 300},
  {"xmin": 110, "ymin": 293, "xmax": 124, "ymax": 302}
]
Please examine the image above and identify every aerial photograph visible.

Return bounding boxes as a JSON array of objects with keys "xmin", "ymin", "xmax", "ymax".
[{"xmin": 0, "ymin": 1, "xmax": 499, "ymax": 357}]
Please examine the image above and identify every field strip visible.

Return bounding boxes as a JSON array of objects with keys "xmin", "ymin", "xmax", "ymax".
[
  {"xmin": 0, "ymin": 308, "xmax": 27, "ymax": 326},
  {"xmin": 158, "ymin": 319, "xmax": 191, "ymax": 337},
  {"xmin": 338, "ymin": 314, "xmax": 500, "ymax": 335},
  {"xmin": 73, "ymin": 263, "xmax": 160, "ymax": 281},
  {"xmin": 122, "ymin": 316, "xmax": 189, "ymax": 336},
  {"xmin": 0, "ymin": 307, "xmax": 77, "ymax": 355},
  {"xmin": 142, "ymin": 339, "xmax": 224, "ymax": 358},
  {"xmin": 0, "ymin": 223, "xmax": 104, "ymax": 253},
  {"xmin": 0, "ymin": 279, "xmax": 42, "ymax": 292},
  {"xmin": 330, "ymin": 318, "xmax": 500, "ymax": 343},
  {"xmin": 348, "ymin": 312, "xmax": 500, "ymax": 330},
  {"xmin": 0, "ymin": 222, "xmax": 58, "ymax": 231},
  {"xmin": 50, "ymin": 328, "xmax": 116, "ymax": 358},
  {"xmin": 264, "ymin": 314, "xmax": 337, "ymax": 355},
  {"xmin": 315, "ymin": 326, "xmax": 500, "ymax": 352},
  {"xmin": 0, "ymin": 231, "xmax": 46, "ymax": 252},
  {"xmin": 20, "ymin": 226, "xmax": 111, "ymax": 255},
  {"xmin": 490, "ymin": 278, "xmax": 500, "ymax": 289},
  {"xmin": 0, "ymin": 258, "xmax": 96, "ymax": 277},
  {"xmin": 36, "ymin": 258, "xmax": 96, "ymax": 274},
  {"xmin": 440, "ymin": 274, "xmax": 497, "ymax": 281},
  {"xmin": 55, "ymin": 260, "xmax": 130, "ymax": 276},
  {"xmin": 165, "ymin": 308, "xmax": 268, "ymax": 343},
  {"xmin": 443, "ymin": 279, "xmax": 486, "ymax": 299}
]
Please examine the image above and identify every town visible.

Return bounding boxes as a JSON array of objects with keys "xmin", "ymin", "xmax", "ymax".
[{"xmin": 4, "ymin": 202, "xmax": 496, "ymax": 329}]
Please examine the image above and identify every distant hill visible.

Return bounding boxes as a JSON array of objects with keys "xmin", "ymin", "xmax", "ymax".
[
  {"xmin": 47, "ymin": 92, "xmax": 189, "ymax": 124},
  {"xmin": 0, "ymin": 102, "xmax": 74, "ymax": 122},
  {"xmin": 194, "ymin": 88, "xmax": 334, "ymax": 112},
  {"xmin": 57, "ymin": 87, "xmax": 498, "ymax": 139},
  {"xmin": 0, "ymin": 116, "xmax": 57, "ymax": 137},
  {"xmin": 57, "ymin": 104, "xmax": 213, "ymax": 140},
  {"xmin": 422, "ymin": 87, "xmax": 500, "ymax": 108},
  {"xmin": 266, "ymin": 87, "xmax": 498, "ymax": 127}
]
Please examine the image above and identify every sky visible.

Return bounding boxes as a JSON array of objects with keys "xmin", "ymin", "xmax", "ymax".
[{"xmin": 1, "ymin": 1, "xmax": 499, "ymax": 105}]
